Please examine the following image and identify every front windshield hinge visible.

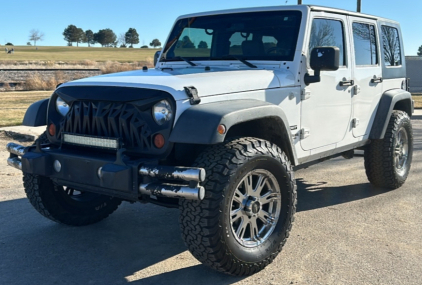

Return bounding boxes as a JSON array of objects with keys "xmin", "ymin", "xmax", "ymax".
[{"xmin": 184, "ymin": 86, "xmax": 201, "ymax": 105}]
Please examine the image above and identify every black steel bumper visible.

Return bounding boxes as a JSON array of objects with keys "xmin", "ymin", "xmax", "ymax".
[{"xmin": 6, "ymin": 143, "xmax": 205, "ymax": 201}]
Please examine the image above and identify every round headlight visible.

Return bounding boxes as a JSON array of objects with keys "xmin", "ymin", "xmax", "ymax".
[
  {"xmin": 56, "ymin": 97, "xmax": 69, "ymax": 116},
  {"xmin": 153, "ymin": 100, "xmax": 173, "ymax": 125}
]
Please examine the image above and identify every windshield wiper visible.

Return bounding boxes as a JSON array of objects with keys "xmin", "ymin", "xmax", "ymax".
[
  {"xmin": 217, "ymin": 55, "xmax": 257, "ymax": 68},
  {"xmin": 167, "ymin": 56, "xmax": 197, "ymax": 66}
]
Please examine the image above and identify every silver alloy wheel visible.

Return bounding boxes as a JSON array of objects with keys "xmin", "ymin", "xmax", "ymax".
[
  {"xmin": 230, "ymin": 169, "xmax": 282, "ymax": 248},
  {"xmin": 394, "ymin": 127, "xmax": 409, "ymax": 176}
]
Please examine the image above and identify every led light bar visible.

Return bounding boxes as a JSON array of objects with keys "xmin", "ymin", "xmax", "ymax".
[{"xmin": 63, "ymin": 134, "xmax": 119, "ymax": 149}]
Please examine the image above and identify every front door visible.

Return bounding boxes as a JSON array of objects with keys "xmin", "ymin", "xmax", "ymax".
[
  {"xmin": 301, "ymin": 14, "xmax": 353, "ymax": 151},
  {"xmin": 349, "ymin": 17, "xmax": 383, "ymax": 137}
]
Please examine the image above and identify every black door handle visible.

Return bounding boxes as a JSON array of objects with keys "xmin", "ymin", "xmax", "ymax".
[
  {"xmin": 339, "ymin": 79, "xmax": 354, "ymax": 86},
  {"xmin": 371, "ymin": 77, "xmax": 383, "ymax": 83}
]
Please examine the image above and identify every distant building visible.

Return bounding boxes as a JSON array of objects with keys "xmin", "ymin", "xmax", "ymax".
[{"xmin": 406, "ymin": 56, "xmax": 422, "ymax": 93}]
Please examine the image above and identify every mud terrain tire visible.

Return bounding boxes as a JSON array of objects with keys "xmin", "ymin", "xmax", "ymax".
[
  {"xmin": 364, "ymin": 110, "xmax": 413, "ymax": 189},
  {"xmin": 179, "ymin": 137, "xmax": 296, "ymax": 276},
  {"xmin": 23, "ymin": 132, "xmax": 122, "ymax": 226}
]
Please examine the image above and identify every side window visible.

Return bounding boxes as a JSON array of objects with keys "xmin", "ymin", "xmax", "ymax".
[
  {"xmin": 352, "ymin": 22, "xmax": 378, "ymax": 66},
  {"xmin": 381, "ymin": 25, "xmax": 402, "ymax": 66},
  {"xmin": 309, "ymin": 18, "xmax": 346, "ymax": 66}
]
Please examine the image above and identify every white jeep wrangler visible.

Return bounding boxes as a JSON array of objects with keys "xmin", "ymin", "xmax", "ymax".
[{"xmin": 7, "ymin": 5, "xmax": 413, "ymax": 276}]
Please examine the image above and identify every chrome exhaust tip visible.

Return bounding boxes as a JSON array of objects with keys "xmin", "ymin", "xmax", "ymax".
[
  {"xmin": 139, "ymin": 165, "xmax": 206, "ymax": 183},
  {"xmin": 6, "ymin": 142, "xmax": 26, "ymax": 156},
  {"xmin": 139, "ymin": 183, "xmax": 205, "ymax": 200},
  {"xmin": 7, "ymin": 157, "xmax": 22, "ymax": 170}
]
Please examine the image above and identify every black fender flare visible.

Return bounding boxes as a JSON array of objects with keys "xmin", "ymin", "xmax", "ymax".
[
  {"xmin": 369, "ymin": 89, "xmax": 413, "ymax": 139},
  {"xmin": 169, "ymin": 99, "xmax": 298, "ymax": 165},
  {"xmin": 22, "ymin": 99, "xmax": 49, "ymax": 126}
]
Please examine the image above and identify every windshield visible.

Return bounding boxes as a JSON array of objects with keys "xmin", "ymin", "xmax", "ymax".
[{"xmin": 162, "ymin": 10, "xmax": 302, "ymax": 63}]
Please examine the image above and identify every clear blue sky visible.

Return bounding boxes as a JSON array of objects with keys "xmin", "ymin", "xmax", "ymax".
[{"xmin": 2, "ymin": 0, "xmax": 420, "ymax": 55}]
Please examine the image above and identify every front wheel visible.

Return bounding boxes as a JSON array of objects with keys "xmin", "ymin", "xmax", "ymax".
[
  {"xmin": 23, "ymin": 174, "xmax": 122, "ymax": 226},
  {"xmin": 364, "ymin": 110, "xmax": 413, "ymax": 189},
  {"xmin": 179, "ymin": 138, "xmax": 296, "ymax": 276}
]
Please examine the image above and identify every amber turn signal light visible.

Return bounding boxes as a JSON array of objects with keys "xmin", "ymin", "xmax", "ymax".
[
  {"xmin": 153, "ymin": 133, "xmax": 165, "ymax": 149},
  {"xmin": 217, "ymin": 124, "xmax": 226, "ymax": 135},
  {"xmin": 48, "ymin": 124, "xmax": 56, "ymax": 136}
]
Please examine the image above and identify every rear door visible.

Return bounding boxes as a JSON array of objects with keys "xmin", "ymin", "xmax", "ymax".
[{"xmin": 349, "ymin": 17, "xmax": 382, "ymax": 137}]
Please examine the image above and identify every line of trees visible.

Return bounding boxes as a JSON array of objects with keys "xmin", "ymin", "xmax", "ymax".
[{"xmin": 63, "ymin": 25, "xmax": 161, "ymax": 48}]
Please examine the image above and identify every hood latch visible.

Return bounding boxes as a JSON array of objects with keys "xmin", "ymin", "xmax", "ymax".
[{"xmin": 184, "ymin": 86, "xmax": 201, "ymax": 105}]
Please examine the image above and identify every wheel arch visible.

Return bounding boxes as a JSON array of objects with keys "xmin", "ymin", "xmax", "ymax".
[
  {"xmin": 225, "ymin": 117, "xmax": 297, "ymax": 166},
  {"xmin": 169, "ymin": 99, "xmax": 298, "ymax": 165},
  {"xmin": 22, "ymin": 98, "xmax": 49, "ymax": 126},
  {"xmin": 369, "ymin": 89, "xmax": 413, "ymax": 139}
]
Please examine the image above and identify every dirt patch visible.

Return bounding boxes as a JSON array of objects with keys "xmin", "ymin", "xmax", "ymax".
[{"xmin": 0, "ymin": 134, "xmax": 27, "ymax": 194}]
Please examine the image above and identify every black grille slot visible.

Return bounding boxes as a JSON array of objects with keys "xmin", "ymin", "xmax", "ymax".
[{"xmin": 61, "ymin": 101, "xmax": 152, "ymax": 150}]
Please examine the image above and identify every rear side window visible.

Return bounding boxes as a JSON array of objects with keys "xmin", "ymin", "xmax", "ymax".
[
  {"xmin": 309, "ymin": 18, "xmax": 346, "ymax": 66},
  {"xmin": 381, "ymin": 25, "xmax": 402, "ymax": 66},
  {"xmin": 352, "ymin": 22, "xmax": 378, "ymax": 66}
]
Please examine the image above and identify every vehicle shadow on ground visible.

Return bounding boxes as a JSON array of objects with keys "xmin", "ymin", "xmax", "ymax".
[
  {"xmin": 0, "ymin": 198, "xmax": 244, "ymax": 285},
  {"xmin": 296, "ymin": 179, "xmax": 392, "ymax": 212},
  {"xmin": 0, "ymin": 180, "xmax": 390, "ymax": 285}
]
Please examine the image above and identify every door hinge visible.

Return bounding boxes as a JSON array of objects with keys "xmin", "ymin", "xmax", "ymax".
[
  {"xmin": 301, "ymin": 89, "xmax": 311, "ymax": 100},
  {"xmin": 352, "ymin": 118, "xmax": 359, "ymax": 128},
  {"xmin": 353, "ymin": 85, "xmax": 361, "ymax": 96},
  {"xmin": 300, "ymin": 128, "xmax": 310, "ymax": 139}
]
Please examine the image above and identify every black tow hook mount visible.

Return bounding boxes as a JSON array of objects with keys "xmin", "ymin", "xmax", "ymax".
[
  {"xmin": 114, "ymin": 148, "xmax": 127, "ymax": 166},
  {"xmin": 34, "ymin": 139, "xmax": 43, "ymax": 153},
  {"xmin": 184, "ymin": 86, "xmax": 201, "ymax": 105}
]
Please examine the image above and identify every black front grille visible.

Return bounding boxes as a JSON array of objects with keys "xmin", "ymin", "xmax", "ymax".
[{"xmin": 61, "ymin": 101, "xmax": 152, "ymax": 150}]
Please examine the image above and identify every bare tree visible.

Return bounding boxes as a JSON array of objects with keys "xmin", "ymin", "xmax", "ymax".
[
  {"xmin": 382, "ymin": 26, "xmax": 401, "ymax": 66},
  {"xmin": 29, "ymin": 29, "xmax": 44, "ymax": 47},
  {"xmin": 118, "ymin": 33, "xmax": 126, "ymax": 47},
  {"xmin": 309, "ymin": 20, "xmax": 335, "ymax": 52}
]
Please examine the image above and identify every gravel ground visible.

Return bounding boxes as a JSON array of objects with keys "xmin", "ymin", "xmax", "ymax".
[{"xmin": 0, "ymin": 111, "xmax": 421, "ymax": 285}]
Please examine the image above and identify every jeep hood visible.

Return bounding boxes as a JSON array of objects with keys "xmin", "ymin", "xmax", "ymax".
[{"xmin": 60, "ymin": 67, "xmax": 296, "ymax": 101}]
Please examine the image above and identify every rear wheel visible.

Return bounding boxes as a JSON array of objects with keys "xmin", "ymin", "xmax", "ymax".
[
  {"xmin": 364, "ymin": 110, "xmax": 413, "ymax": 189},
  {"xmin": 179, "ymin": 138, "xmax": 296, "ymax": 276}
]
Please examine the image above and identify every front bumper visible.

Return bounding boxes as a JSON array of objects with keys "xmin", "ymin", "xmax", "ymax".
[{"xmin": 6, "ymin": 142, "xmax": 205, "ymax": 201}]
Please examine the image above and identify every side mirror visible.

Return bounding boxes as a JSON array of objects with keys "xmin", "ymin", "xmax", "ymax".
[
  {"xmin": 304, "ymin": 47, "xmax": 340, "ymax": 85},
  {"xmin": 154, "ymin": 51, "xmax": 161, "ymax": 67}
]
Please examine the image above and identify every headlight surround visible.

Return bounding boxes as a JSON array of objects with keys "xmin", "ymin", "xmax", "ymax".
[
  {"xmin": 56, "ymin": 96, "xmax": 70, "ymax": 116},
  {"xmin": 152, "ymin": 100, "xmax": 173, "ymax": 125}
]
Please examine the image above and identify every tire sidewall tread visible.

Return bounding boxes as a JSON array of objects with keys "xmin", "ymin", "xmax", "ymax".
[
  {"xmin": 179, "ymin": 137, "xmax": 297, "ymax": 276},
  {"xmin": 364, "ymin": 110, "xmax": 413, "ymax": 189}
]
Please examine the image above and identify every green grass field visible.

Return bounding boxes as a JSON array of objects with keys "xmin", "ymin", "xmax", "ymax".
[
  {"xmin": 0, "ymin": 46, "xmax": 159, "ymax": 62},
  {"xmin": 0, "ymin": 91, "xmax": 51, "ymax": 127}
]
